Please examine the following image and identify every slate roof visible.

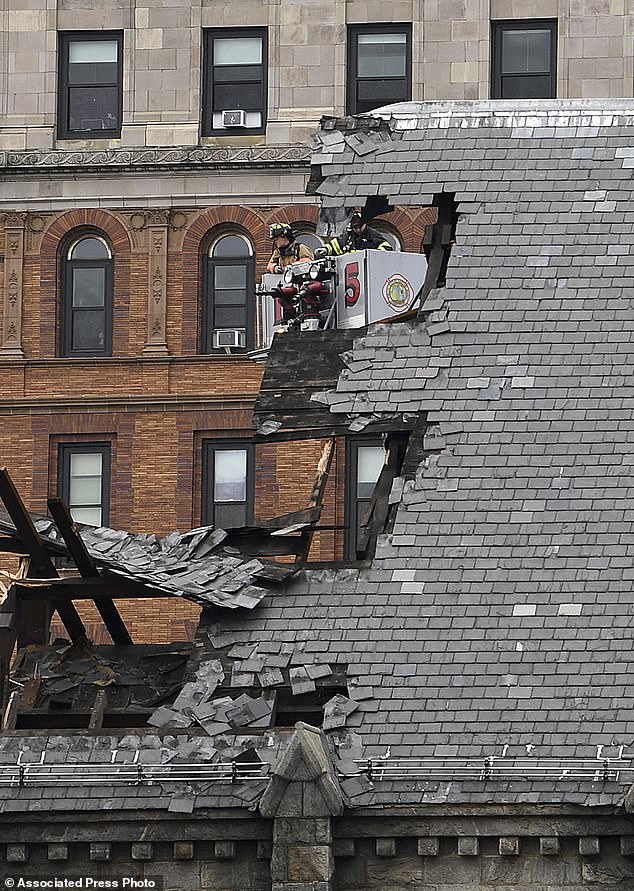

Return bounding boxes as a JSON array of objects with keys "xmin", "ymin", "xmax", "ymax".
[
  {"xmin": 5, "ymin": 99, "xmax": 634, "ymax": 813},
  {"xmin": 195, "ymin": 100, "xmax": 634, "ymax": 807}
]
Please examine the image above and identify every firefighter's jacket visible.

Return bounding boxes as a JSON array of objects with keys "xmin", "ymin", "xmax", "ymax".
[
  {"xmin": 323, "ymin": 226, "xmax": 393, "ymax": 256},
  {"xmin": 267, "ymin": 242, "xmax": 314, "ymax": 272}
]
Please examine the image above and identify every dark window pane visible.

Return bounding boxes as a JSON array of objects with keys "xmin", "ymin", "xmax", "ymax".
[
  {"xmin": 72, "ymin": 309, "xmax": 105, "ymax": 351},
  {"xmin": 68, "ymin": 61, "xmax": 118, "ymax": 85},
  {"xmin": 502, "ymin": 28, "xmax": 551, "ymax": 74},
  {"xmin": 214, "ymin": 65, "xmax": 263, "ymax": 83},
  {"xmin": 68, "ymin": 86, "xmax": 119, "ymax": 130},
  {"xmin": 211, "ymin": 235, "xmax": 252, "ymax": 258},
  {"xmin": 214, "ymin": 502, "xmax": 247, "ymax": 528},
  {"xmin": 213, "ymin": 82, "xmax": 262, "ymax": 111},
  {"xmin": 357, "ymin": 33, "xmax": 407, "ymax": 78},
  {"xmin": 501, "ymin": 73, "xmax": 552, "ymax": 98},
  {"xmin": 214, "ymin": 306, "xmax": 247, "ymax": 327},
  {"xmin": 70, "ymin": 237, "xmax": 110, "ymax": 260},
  {"xmin": 214, "ymin": 289, "xmax": 247, "ymax": 306},
  {"xmin": 357, "ymin": 77, "xmax": 408, "ymax": 106},
  {"xmin": 72, "ymin": 267, "xmax": 105, "ymax": 307},
  {"xmin": 215, "ymin": 265, "xmax": 247, "ymax": 289}
]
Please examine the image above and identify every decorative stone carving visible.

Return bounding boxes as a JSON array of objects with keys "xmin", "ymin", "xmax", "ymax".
[
  {"xmin": 4, "ymin": 145, "xmax": 311, "ymax": 172},
  {"xmin": 1, "ymin": 224, "xmax": 25, "ymax": 358},
  {"xmin": 26, "ymin": 213, "xmax": 53, "ymax": 254},
  {"xmin": 169, "ymin": 211, "xmax": 188, "ymax": 230},
  {"xmin": 129, "ymin": 212, "xmax": 147, "ymax": 231},
  {"xmin": 1, "ymin": 212, "xmax": 27, "ymax": 228},
  {"xmin": 143, "ymin": 216, "xmax": 169, "ymax": 356}
]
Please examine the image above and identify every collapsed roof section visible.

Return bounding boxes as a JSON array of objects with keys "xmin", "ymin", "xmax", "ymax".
[
  {"xmin": 5, "ymin": 100, "xmax": 634, "ymax": 816},
  {"xmin": 0, "ymin": 500, "xmax": 283, "ymax": 612}
]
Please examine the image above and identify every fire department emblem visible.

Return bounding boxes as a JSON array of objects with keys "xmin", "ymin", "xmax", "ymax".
[{"xmin": 382, "ymin": 274, "xmax": 413, "ymax": 312}]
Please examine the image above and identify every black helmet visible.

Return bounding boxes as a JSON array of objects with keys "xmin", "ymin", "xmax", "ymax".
[
  {"xmin": 347, "ymin": 211, "xmax": 364, "ymax": 232},
  {"xmin": 269, "ymin": 222, "xmax": 294, "ymax": 242}
]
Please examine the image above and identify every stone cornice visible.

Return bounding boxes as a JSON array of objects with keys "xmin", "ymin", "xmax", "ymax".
[{"xmin": 0, "ymin": 144, "xmax": 311, "ymax": 173}]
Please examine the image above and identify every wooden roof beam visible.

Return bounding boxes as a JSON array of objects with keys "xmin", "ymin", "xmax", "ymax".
[
  {"xmin": 0, "ymin": 468, "xmax": 86, "ymax": 646},
  {"xmin": 47, "ymin": 498, "xmax": 133, "ymax": 646}
]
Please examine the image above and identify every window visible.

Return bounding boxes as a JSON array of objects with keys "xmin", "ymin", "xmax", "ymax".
[
  {"xmin": 61, "ymin": 234, "xmax": 113, "ymax": 357},
  {"xmin": 346, "ymin": 437, "xmax": 386, "ymax": 559},
  {"xmin": 202, "ymin": 29, "xmax": 268, "ymax": 134},
  {"xmin": 58, "ymin": 443, "xmax": 111, "ymax": 527},
  {"xmin": 202, "ymin": 233, "xmax": 254, "ymax": 352},
  {"xmin": 347, "ymin": 25, "xmax": 411, "ymax": 115},
  {"xmin": 58, "ymin": 32, "xmax": 123, "ymax": 139},
  {"xmin": 491, "ymin": 19, "xmax": 557, "ymax": 99},
  {"xmin": 203, "ymin": 442, "xmax": 254, "ymax": 529}
]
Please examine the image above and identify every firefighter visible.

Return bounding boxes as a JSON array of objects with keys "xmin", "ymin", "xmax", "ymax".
[
  {"xmin": 266, "ymin": 223, "xmax": 313, "ymax": 273},
  {"xmin": 315, "ymin": 212, "xmax": 393, "ymax": 257}
]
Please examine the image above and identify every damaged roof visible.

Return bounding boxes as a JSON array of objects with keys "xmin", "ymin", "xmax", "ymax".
[
  {"xmin": 0, "ymin": 507, "xmax": 285, "ymax": 609},
  {"xmin": 5, "ymin": 99, "xmax": 634, "ymax": 814},
  {"xmin": 197, "ymin": 99, "xmax": 634, "ymax": 807}
]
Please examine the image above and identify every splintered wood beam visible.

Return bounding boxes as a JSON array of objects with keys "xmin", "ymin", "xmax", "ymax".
[
  {"xmin": 0, "ymin": 470, "xmax": 56, "ymax": 576},
  {"xmin": 0, "ymin": 468, "xmax": 86, "ymax": 645},
  {"xmin": 295, "ymin": 437, "xmax": 336, "ymax": 565},
  {"xmin": 89, "ymin": 689, "xmax": 107, "ymax": 730},
  {"xmin": 1, "ymin": 690, "xmax": 19, "ymax": 731},
  {"xmin": 46, "ymin": 498, "xmax": 97, "ymax": 576},
  {"xmin": 47, "ymin": 498, "xmax": 133, "ymax": 646}
]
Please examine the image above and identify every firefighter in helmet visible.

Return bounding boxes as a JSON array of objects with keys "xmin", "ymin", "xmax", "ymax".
[
  {"xmin": 315, "ymin": 211, "xmax": 393, "ymax": 257},
  {"xmin": 266, "ymin": 223, "xmax": 314, "ymax": 273}
]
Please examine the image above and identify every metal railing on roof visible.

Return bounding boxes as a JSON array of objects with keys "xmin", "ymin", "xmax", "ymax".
[
  {"xmin": 349, "ymin": 757, "xmax": 631, "ymax": 784},
  {"xmin": 0, "ymin": 761, "xmax": 269, "ymax": 788}
]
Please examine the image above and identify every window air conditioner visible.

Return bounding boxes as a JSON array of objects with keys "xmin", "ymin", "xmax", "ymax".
[
  {"xmin": 213, "ymin": 329, "xmax": 246, "ymax": 349},
  {"xmin": 222, "ymin": 109, "xmax": 247, "ymax": 128}
]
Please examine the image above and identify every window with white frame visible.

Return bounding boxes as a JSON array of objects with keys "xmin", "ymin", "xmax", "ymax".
[{"xmin": 58, "ymin": 443, "xmax": 111, "ymax": 527}]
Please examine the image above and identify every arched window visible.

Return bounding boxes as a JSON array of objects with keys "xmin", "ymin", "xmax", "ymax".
[
  {"xmin": 203, "ymin": 232, "xmax": 254, "ymax": 352},
  {"xmin": 61, "ymin": 234, "xmax": 113, "ymax": 357}
]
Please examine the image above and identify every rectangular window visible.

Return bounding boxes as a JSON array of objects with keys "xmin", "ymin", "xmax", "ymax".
[
  {"xmin": 58, "ymin": 32, "xmax": 123, "ymax": 139},
  {"xmin": 202, "ymin": 29, "xmax": 268, "ymax": 135},
  {"xmin": 346, "ymin": 437, "xmax": 386, "ymax": 559},
  {"xmin": 491, "ymin": 19, "xmax": 557, "ymax": 99},
  {"xmin": 58, "ymin": 443, "xmax": 111, "ymax": 527},
  {"xmin": 347, "ymin": 25, "xmax": 411, "ymax": 115},
  {"xmin": 203, "ymin": 442, "xmax": 254, "ymax": 529}
]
